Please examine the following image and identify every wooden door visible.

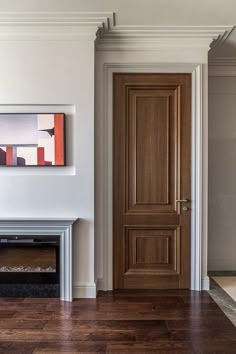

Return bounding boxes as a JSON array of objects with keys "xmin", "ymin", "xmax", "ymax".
[{"xmin": 113, "ymin": 73, "xmax": 191, "ymax": 289}]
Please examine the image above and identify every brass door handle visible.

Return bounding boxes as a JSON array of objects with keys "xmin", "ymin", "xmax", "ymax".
[{"xmin": 176, "ymin": 199, "xmax": 188, "ymax": 203}]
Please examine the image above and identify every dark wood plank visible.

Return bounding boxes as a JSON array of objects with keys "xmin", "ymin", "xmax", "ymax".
[
  {"xmin": 23, "ymin": 298, "xmax": 61, "ymax": 304},
  {"xmin": 44, "ymin": 319, "xmax": 167, "ymax": 331},
  {"xmin": 107, "ymin": 342, "xmax": 194, "ymax": 353},
  {"xmin": 0, "ymin": 341, "xmax": 107, "ymax": 354},
  {"xmin": 0, "ymin": 297, "xmax": 25, "ymax": 302},
  {"xmin": 96, "ymin": 295, "xmax": 185, "ymax": 304},
  {"xmin": 13, "ymin": 311, "xmax": 54, "ymax": 320},
  {"xmin": 0, "ymin": 319, "xmax": 46, "ymax": 329},
  {"xmin": 193, "ymin": 340, "xmax": 236, "ymax": 354},
  {"xmin": 166, "ymin": 318, "xmax": 235, "ymax": 330},
  {"xmin": 0, "ymin": 303, "xmax": 48, "ymax": 311},
  {"xmin": 0, "ymin": 311, "xmax": 16, "ymax": 319}
]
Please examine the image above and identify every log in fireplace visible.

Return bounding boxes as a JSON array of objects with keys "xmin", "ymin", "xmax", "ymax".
[{"xmin": 0, "ymin": 235, "xmax": 60, "ymax": 297}]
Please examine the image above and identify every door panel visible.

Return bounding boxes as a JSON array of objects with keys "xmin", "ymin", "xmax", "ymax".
[
  {"xmin": 127, "ymin": 88, "xmax": 177, "ymax": 213},
  {"xmin": 125, "ymin": 227, "xmax": 180, "ymax": 273},
  {"xmin": 113, "ymin": 73, "xmax": 191, "ymax": 289}
]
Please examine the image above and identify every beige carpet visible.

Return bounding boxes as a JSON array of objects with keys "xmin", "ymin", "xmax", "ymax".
[{"xmin": 213, "ymin": 276, "xmax": 236, "ymax": 302}]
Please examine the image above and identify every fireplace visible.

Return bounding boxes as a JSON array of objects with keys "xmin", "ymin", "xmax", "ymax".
[
  {"xmin": 0, "ymin": 219, "xmax": 75, "ymax": 301},
  {"xmin": 0, "ymin": 235, "xmax": 60, "ymax": 297}
]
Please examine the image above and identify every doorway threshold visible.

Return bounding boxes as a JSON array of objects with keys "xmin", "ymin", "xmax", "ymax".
[{"xmin": 208, "ymin": 271, "xmax": 236, "ymax": 326}]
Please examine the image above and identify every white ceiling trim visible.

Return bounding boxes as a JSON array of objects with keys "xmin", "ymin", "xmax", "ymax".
[
  {"xmin": 96, "ymin": 25, "xmax": 234, "ymax": 50},
  {"xmin": 0, "ymin": 13, "xmax": 233, "ymax": 50},
  {"xmin": 0, "ymin": 12, "xmax": 114, "ymax": 40},
  {"xmin": 209, "ymin": 57, "xmax": 236, "ymax": 76},
  {"xmin": 209, "ymin": 57, "xmax": 236, "ymax": 66}
]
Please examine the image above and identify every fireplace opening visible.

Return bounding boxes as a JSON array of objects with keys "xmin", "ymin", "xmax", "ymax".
[{"xmin": 0, "ymin": 235, "xmax": 60, "ymax": 297}]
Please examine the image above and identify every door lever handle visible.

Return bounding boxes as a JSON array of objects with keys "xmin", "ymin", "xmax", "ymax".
[{"xmin": 176, "ymin": 199, "xmax": 188, "ymax": 203}]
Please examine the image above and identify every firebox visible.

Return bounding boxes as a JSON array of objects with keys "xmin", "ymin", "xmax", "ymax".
[{"xmin": 0, "ymin": 235, "xmax": 60, "ymax": 297}]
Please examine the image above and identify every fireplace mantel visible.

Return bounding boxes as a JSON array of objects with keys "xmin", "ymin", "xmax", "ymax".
[{"xmin": 0, "ymin": 218, "xmax": 77, "ymax": 302}]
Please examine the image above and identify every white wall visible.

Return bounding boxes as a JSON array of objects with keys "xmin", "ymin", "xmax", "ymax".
[
  {"xmin": 209, "ymin": 76, "xmax": 236, "ymax": 270},
  {"xmin": 0, "ymin": 39, "xmax": 96, "ymax": 296}
]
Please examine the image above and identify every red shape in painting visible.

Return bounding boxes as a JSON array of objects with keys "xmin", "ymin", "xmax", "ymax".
[
  {"xmin": 6, "ymin": 146, "xmax": 13, "ymax": 166},
  {"xmin": 37, "ymin": 147, "xmax": 45, "ymax": 166},
  {"xmin": 54, "ymin": 114, "xmax": 64, "ymax": 165}
]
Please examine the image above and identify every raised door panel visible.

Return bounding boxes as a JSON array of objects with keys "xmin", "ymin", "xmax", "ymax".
[
  {"xmin": 125, "ymin": 227, "xmax": 180, "ymax": 276},
  {"xmin": 127, "ymin": 88, "xmax": 179, "ymax": 214}
]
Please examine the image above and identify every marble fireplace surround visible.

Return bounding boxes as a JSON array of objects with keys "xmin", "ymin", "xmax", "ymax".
[{"xmin": 0, "ymin": 218, "xmax": 77, "ymax": 302}]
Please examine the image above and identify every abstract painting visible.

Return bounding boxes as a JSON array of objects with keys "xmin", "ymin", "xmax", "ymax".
[{"xmin": 0, "ymin": 113, "xmax": 65, "ymax": 166}]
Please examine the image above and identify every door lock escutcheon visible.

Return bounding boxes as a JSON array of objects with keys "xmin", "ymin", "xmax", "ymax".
[{"xmin": 176, "ymin": 199, "xmax": 189, "ymax": 212}]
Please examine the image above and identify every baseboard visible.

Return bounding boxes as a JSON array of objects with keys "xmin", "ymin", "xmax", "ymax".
[
  {"xmin": 208, "ymin": 262, "xmax": 236, "ymax": 271},
  {"xmin": 201, "ymin": 276, "xmax": 210, "ymax": 290},
  {"xmin": 73, "ymin": 283, "xmax": 96, "ymax": 298}
]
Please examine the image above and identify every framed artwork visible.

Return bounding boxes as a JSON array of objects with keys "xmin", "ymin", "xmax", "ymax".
[{"xmin": 0, "ymin": 113, "xmax": 65, "ymax": 166}]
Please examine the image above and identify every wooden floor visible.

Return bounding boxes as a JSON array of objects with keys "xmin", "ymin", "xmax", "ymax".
[{"xmin": 0, "ymin": 290, "xmax": 235, "ymax": 353}]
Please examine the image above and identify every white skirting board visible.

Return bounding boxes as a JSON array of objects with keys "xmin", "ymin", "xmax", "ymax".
[
  {"xmin": 201, "ymin": 276, "xmax": 210, "ymax": 290},
  {"xmin": 73, "ymin": 283, "xmax": 97, "ymax": 298}
]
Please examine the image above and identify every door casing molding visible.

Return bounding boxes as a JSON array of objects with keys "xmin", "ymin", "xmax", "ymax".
[{"xmin": 101, "ymin": 63, "xmax": 206, "ymax": 291}]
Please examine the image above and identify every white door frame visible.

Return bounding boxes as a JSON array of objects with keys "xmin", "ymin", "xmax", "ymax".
[{"xmin": 102, "ymin": 63, "xmax": 206, "ymax": 291}]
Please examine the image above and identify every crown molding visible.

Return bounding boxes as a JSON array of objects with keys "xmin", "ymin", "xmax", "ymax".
[
  {"xmin": 96, "ymin": 25, "xmax": 234, "ymax": 51},
  {"xmin": 0, "ymin": 12, "xmax": 115, "ymax": 40},
  {"xmin": 209, "ymin": 57, "xmax": 236, "ymax": 66},
  {"xmin": 0, "ymin": 13, "xmax": 233, "ymax": 50},
  {"xmin": 209, "ymin": 57, "xmax": 236, "ymax": 76}
]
